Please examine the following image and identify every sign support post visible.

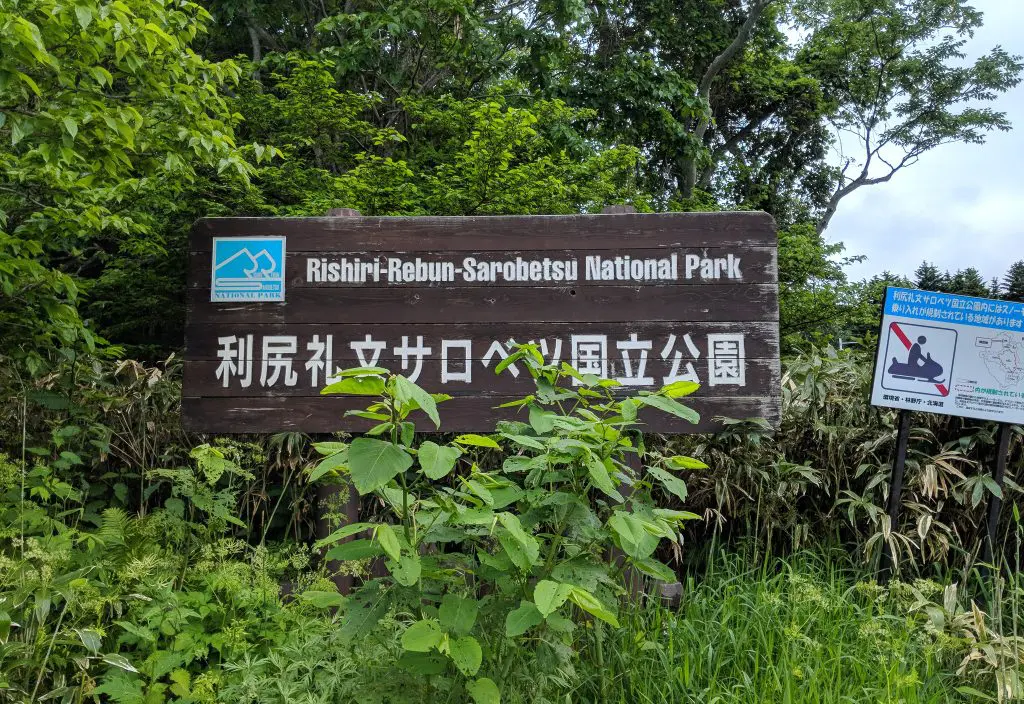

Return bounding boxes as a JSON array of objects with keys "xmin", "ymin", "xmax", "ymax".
[
  {"xmin": 879, "ymin": 409, "xmax": 912, "ymax": 584},
  {"xmin": 316, "ymin": 207, "xmax": 363, "ymax": 595},
  {"xmin": 981, "ymin": 422, "xmax": 1013, "ymax": 580}
]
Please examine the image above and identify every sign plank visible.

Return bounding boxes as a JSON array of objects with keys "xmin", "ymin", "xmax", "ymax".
[
  {"xmin": 184, "ymin": 212, "xmax": 781, "ymax": 433},
  {"xmin": 186, "ymin": 285, "xmax": 777, "ymax": 325},
  {"xmin": 188, "ymin": 212, "xmax": 776, "ymax": 251},
  {"xmin": 186, "ymin": 247, "xmax": 777, "ymax": 289},
  {"xmin": 182, "ymin": 396, "xmax": 780, "ymax": 434}
]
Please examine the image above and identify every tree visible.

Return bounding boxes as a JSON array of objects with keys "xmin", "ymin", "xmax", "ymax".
[
  {"xmin": 795, "ymin": 0, "xmax": 1023, "ymax": 233},
  {"xmin": 988, "ymin": 277, "xmax": 1002, "ymax": 298},
  {"xmin": 537, "ymin": 0, "xmax": 832, "ymax": 217},
  {"xmin": 843, "ymin": 271, "xmax": 913, "ymax": 342},
  {"xmin": 914, "ymin": 261, "xmax": 947, "ymax": 292},
  {"xmin": 1004, "ymin": 261, "xmax": 1024, "ymax": 302},
  {"xmin": 776, "ymin": 222, "xmax": 858, "ymax": 348},
  {"xmin": 0, "ymin": 0, "xmax": 257, "ymax": 372},
  {"xmin": 947, "ymin": 268, "xmax": 989, "ymax": 297}
]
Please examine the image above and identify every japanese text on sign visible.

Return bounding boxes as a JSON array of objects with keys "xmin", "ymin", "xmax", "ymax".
[{"xmin": 212, "ymin": 331, "xmax": 748, "ymax": 389}]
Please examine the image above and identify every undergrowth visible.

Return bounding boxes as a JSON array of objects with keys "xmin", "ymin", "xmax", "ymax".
[{"xmin": 1, "ymin": 348, "xmax": 1022, "ymax": 702}]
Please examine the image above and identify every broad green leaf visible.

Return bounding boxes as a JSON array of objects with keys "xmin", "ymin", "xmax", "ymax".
[
  {"xmin": 16, "ymin": 71, "xmax": 41, "ymax": 97},
  {"xmin": 375, "ymin": 523, "xmax": 401, "ymax": 562},
  {"xmin": 314, "ymin": 522, "xmax": 372, "ymax": 548},
  {"xmin": 346, "ymin": 410, "xmax": 390, "ymax": 421},
  {"xmin": 647, "ymin": 466, "xmax": 689, "ymax": 502},
  {"xmin": 418, "ymin": 441, "xmax": 462, "ymax": 479},
  {"xmin": 449, "ymin": 635, "xmax": 483, "ymax": 676},
  {"xmin": 620, "ymin": 398, "xmax": 638, "ymax": 422},
  {"xmin": 631, "ymin": 557, "xmax": 677, "ymax": 582},
  {"xmin": 529, "ymin": 405, "xmax": 557, "ymax": 433},
  {"xmin": 982, "ymin": 475, "xmax": 1003, "ymax": 499},
  {"xmin": 497, "ymin": 513, "xmax": 539, "ymax": 565},
  {"xmin": 75, "ymin": 628, "xmax": 101, "ymax": 654},
  {"xmin": 637, "ymin": 395, "xmax": 700, "ymax": 424},
  {"xmin": 500, "ymin": 433, "xmax": 545, "ymax": 450},
  {"xmin": 325, "ymin": 539, "xmax": 382, "ymax": 561},
  {"xmin": 0, "ymin": 610, "xmax": 10, "ymax": 642},
  {"xmin": 653, "ymin": 508, "xmax": 702, "ymax": 523},
  {"xmin": 439, "ymin": 594, "xmax": 479, "ymax": 636},
  {"xmin": 586, "ymin": 455, "xmax": 623, "ymax": 502},
  {"xmin": 533, "ymin": 580, "xmax": 573, "ymax": 617},
  {"xmin": 546, "ymin": 614, "xmax": 575, "ymax": 633},
  {"xmin": 75, "ymin": 5, "xmax": 93, "ymax": 29},
  {"xmin": 102, "ymin": 653, "xmax": 139, "ymax": 673},
  {"xmin": 367, "ymin": 422, "xmax": 394, "ymax": 436},
  {"xmin": 322, "ymin": 375, "xmax": 385, "ymax": 396},
  {"xmin": 464, "ymin": 478, "xmax": 494, "ymax": 506},
  {"xmin": 341, "ymin": 584, "xmax": 387, "ymax": 642},
  {"xmin": 455, "ymin": 434, "xmax": 500, "ymax": 449},
  {"xmin": 398, "ymin": 651, "xmax": 448, "ymax": 675},
  {"xmin": 348, "ymin": 437, "xmax": 413, "ymax": 494},
  {"xmin": 299, "ymin": 591, "xmax": 347, "ymax": 609},
  {"xmin": 402, "ymin": 619, "xmax": 442, "ymax": 652},
  {"xmin": 308, "ymin": 448, "xmax": 349, "ymax": 482},
  {"xmin": 498, "ymin": 532, "xmax": 537, "ymax": 572},
  {"xmin": 468, "ymin": 678, "xmax": 501, "ymax": 704},
  {"xmin": 567, "ymin": 587, "xmax": 619, "ymax": 627},
  {"xmin": 61, "ymin": 116, "xmax": 78, "ymax": 140},
  {"xmin": 666, "ymin": 455, "xmax": 709, "ymax": 470},
  {"xmin": 608, "ymin": 512, "xmax": 658, "ymax": 559},
  {"xmin": 395, "ymin": 375, "xmax": 440, "ymax": 428},
  {"xmin": 551, "ymin": 558, "xmax": 617, "ymax": 593},
  {"xmin": 494, "ymin": 349, "xmax": 524, "ymax": 375},
  {"xmin": 505, "ymin": 601, "xmax": 544, "ymax": 637},
  {"xmin": 390, "ymin": 554, "xmax": 422, "ymax": 586},
  {"xmin": 313, "ymin": 441, "xmax": 348, "ymax": 456},
  {"xmin": 489, "ymin": 485, "xmax": 525, "ymax": 509},
  {"xmin": 457, "ymin": 508, "xmax": 496, "ymax": 525},
  {"xmin": 661, "ymin": 380, "xmax": 700, "ymax": 398}
]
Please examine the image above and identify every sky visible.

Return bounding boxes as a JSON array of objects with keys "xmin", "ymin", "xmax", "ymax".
[{"xmin": 826, "ymin": 0, "xmax": 1024, "ymax": 285}]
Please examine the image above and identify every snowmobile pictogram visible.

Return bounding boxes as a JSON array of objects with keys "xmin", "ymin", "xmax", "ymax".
[{"xmin": 888, "ymin": 335, "xmax": 945, "ymax": 383}]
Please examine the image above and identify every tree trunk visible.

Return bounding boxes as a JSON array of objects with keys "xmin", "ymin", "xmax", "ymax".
[{"xmin": 679, "ymin": 0, "xmax": 773, "ymax": 199}]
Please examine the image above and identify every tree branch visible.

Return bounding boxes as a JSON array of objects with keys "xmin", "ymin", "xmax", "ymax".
[
  {"xmin": 680, "ymin": 0, "xmax": 774, "ymax": 197},
  {"xmin": 697, "ymin": 0, "xmax": 774, "ymax": 101}
]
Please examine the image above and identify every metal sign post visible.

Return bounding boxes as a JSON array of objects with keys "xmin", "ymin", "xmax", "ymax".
[
  {"xmin": 879, "ymin": 409, "xmax": 913, "ymax": 584},
  {"xmin": 981, "ymin": 423, "xmax": 1014, "ymax": 579}
]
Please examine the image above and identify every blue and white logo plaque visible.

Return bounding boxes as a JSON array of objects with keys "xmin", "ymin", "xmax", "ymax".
[{"xmin": 211, "ymin": 237, "xmax": 286, "ymax": 302}]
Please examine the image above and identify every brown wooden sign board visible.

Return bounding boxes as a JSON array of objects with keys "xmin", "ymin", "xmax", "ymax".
[{"xmin": 184, "ymin": 212, "xmax": 780, "ymax": 433}]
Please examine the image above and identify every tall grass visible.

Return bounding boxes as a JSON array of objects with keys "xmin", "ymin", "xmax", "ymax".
[{"xmin": 572, "ymin": 551, "xmax": 992, "ymax": 704}]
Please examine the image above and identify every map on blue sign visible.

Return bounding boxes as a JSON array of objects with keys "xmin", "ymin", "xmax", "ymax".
[{"xmin": 211, "ymin": 237, "xmax": 286, "ymax": 302}]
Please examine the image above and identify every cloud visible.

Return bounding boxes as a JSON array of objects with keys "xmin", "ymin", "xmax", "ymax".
[{"xmin": 826, "ymin": 0, "xmax": 1024, "ymax": 284}]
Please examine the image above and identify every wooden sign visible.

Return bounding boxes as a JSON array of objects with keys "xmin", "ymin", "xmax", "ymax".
[{"xmin": 183, "ymin": 213, "xmax": 781, "ymax": 433}]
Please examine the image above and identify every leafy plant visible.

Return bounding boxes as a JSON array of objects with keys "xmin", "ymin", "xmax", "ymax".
[{"xmin": 309, "ymin": 347, "xmax": 707, "ymax": 701}]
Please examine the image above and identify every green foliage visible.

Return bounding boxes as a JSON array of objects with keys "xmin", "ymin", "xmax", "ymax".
[
  {"xmin": 0, "ymin": 443, "xmax": 310, "ymax": 702},
  {"xmin": 309, "ymin": 350, "xmax": 706, "ymax": 700},
  {"xmin": 0, "ymin": 0, "xmax": 257, "ymax": 373},
  {"xmin": 796, "ymin": 0, "xmax": 1023, "ymax": 231},
  {"xmin": 1005, "ymin": 261, "xmax": 1024, "ymax": 303},
  {"xmin": 777, "ymin": 222, "xmax": 854, "ymax": 348}
]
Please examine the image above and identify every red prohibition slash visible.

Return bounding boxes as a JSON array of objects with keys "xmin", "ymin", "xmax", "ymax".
[{"xmin": 889, "ymin": 322, "xmax": 949, "ymax": 396}]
